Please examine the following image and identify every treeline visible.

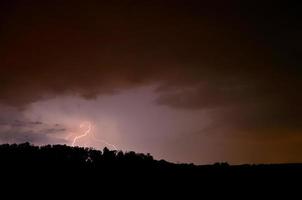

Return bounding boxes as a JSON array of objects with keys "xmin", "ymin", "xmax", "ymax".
[
  {"xmin": 0, "ymin": 142, "xmax": 158, "ymax": 168},
  {"xmin": 1, "ymin": 142, "xmax": 302, "ymax": 182},
  {"xmin": 1, "ymin": 143, "xmax": 300, "ymax": 195}
]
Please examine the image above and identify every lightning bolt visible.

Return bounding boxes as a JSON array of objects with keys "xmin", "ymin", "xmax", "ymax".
[
  {"xmin": 72, "ymin": 121, "xmax": 92, "ymax": 146},
  {"xmin": 71, "ymin": 121, "xmax": 118, "ymax": 151}
]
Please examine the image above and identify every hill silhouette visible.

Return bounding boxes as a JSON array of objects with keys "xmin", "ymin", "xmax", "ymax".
[
  {"xmin": 1, "ymin": 142, "xmax": 302, "ymax": 193},
  {"xmin": 1, "ymin": 142, "xmax": 302, "ymax": 170}
]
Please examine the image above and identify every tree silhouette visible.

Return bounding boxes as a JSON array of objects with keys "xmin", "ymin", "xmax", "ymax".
[{"xmin": 0, "ymin": 142, "xmax": 301, "ymax": 185}]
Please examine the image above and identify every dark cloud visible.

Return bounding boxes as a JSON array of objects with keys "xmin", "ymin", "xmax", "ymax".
[
  {"xmin": 42, "ymin": 128, "xmax": 66, "ymax": 135},
  {"xmin": 0, "ymin": 1, "xmax": 301, "ymax": 139},
  {"xmin": 8, "ymin": 120, "xmax": 43, "ymax": 127},
  {"xmin": 0, "ymin": 129, "xmax": 66, "ymax": 144},
  {"xmin": 156, "ymin": 72, "xmax": 302, "ymax": 135},
  {"xmin": 0, "ymin": 106, "xmax": 67, "ymax": 144}
]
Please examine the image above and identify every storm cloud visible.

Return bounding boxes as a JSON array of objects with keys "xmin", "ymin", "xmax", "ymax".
[
  {"xmin": 0, "ymin": 118, "xmax": 67, "ymax": 144},
  {"xmin": 0, "ymin": 1, "xmax": 301, "ymax": 163}
]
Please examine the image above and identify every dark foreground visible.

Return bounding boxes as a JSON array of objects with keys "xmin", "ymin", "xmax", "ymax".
[{"xmin": 0, "ymin": 143, "xmax": 301, "ymax": 195}]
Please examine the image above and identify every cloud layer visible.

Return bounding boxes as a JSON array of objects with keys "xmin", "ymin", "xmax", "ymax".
[{"xmin": 0, "ymin": 1, "xmax": 302, "ymax": 163}]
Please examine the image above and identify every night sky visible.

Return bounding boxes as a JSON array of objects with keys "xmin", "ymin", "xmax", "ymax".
[{"xmin": 0, "ymin": 1, "xmax": 301, "ymax": 164}]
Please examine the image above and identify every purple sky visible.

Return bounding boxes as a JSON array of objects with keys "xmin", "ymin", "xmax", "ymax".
[
  {"xmin": 0, "ymin": 85, "xmax": 300, "ymax": 164},
  {"xmin": 0, "ymin": 1, "xmax": 302, "ymax": 164}
]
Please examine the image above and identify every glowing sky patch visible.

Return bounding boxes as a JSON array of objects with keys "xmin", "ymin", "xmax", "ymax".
[{"xmin": 0, "ymin": 1, "xmax": 301, "ymax": 164}]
